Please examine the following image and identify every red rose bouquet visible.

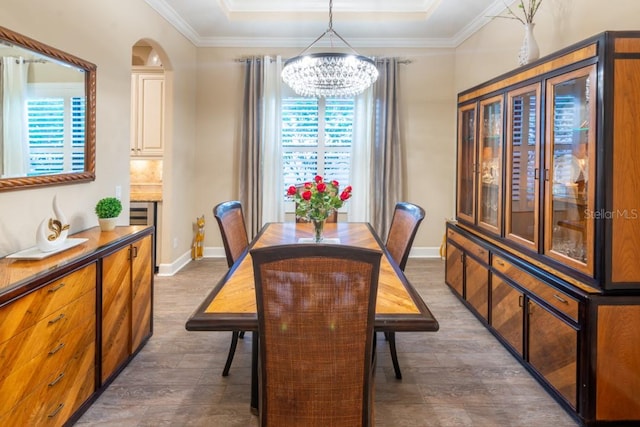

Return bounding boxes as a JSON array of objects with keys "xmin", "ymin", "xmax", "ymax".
[{"xmin": 287, "ymin": 175, "xmax": 353, "ymax": 222}]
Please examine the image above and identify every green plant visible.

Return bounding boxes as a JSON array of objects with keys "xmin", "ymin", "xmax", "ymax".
[
  {"xmin": 492, "ymin": 0, "xmax": 542, "ymax": 24},
  {"xmin": 95, "ymin": 197, "xmax": 123, "ymax": 219}
]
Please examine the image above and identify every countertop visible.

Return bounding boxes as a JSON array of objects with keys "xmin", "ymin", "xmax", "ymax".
[{"xmin": 131, "ymin": 184, "xmax": 162, "ymax": 202}]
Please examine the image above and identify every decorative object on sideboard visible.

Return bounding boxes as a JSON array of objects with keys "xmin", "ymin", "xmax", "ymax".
[
  {"xmin": 280, "ymin": 0, "xmax": 378, "ymax": 98},
  {"xmin": 35, "ymin": 195, "xmax": 70, "ymax": 252},
  {"xmin": 95, "ymin": 197, "xmax": 123, "ymax": 231},
  {"xmin": 490, "ymin": 0, "xmax": 542, "ymax": 66},
  {"xmin": 192, "ymin": 215, "xmax": 205, "ymax": 260}
]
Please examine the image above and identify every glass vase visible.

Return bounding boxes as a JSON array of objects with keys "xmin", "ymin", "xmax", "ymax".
[{"xmin": 312, "ymin": 219, "xmax": 325, "ymax": 243}]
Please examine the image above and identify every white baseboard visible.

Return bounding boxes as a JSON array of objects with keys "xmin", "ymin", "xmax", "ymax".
[
  {"xmin": 157, "ymin": 246, "xmax": 442, "ymax": 277},
  {"xmin": 156, "ymin": 250, "xmax": 192, "ymax": 276}
]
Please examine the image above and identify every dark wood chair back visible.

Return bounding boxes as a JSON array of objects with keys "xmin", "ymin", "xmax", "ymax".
[
  {"xmin": 385, "ymin": 202, "xmax": 426, "ymax": 271},
  {"xmin": 213, "ymin": 200, "xmax": 250, "ymax": 268},
  {"xmin": 251, "ymin": 244, "xmax": 382, "ymax": 427}
]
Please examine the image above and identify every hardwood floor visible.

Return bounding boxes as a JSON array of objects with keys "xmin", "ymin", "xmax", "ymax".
[{"xmin": 76, "ymin": 258, "xmax": 579, "ymax": 426}]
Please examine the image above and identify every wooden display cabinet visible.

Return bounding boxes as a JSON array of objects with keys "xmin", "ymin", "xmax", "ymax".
[{"xmin": 449, "ymin": 31, "xmax": 640, "ymax": 426}]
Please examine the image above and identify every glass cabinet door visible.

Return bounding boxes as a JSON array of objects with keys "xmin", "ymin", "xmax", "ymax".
[
  {"xmin": 478, "ymin": 95, "xmax": 504, "ymax": 234},
  {"xmin": 505, "ymin": 84, "xmax": 540, "ymax": 250},
  {"xmin": 457, "ymin": 104, "xmax": 477, "ymax": 224},
  {"xmin": 544, "ymin": 65, "xmax": 596, "ymax": 274}
]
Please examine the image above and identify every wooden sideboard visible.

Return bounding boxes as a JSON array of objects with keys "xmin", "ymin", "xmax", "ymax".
[
  {"xmin": 449, "ymin": 31, "xmax": 640, "ymax": 426},
  {"xmin": 0, "ymin": 226, "xmax": 154, "ymax": 426}
]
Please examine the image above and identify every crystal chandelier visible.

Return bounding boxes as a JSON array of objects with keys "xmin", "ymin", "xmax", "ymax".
[{"xmin": 281, "ymin": 0, "xmax": 379, "ymax": 98}]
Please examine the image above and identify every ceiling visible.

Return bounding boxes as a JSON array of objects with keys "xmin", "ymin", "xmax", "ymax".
[{"xmin": 145, "ymin": 0, "xmax": 510, "ymax": 48}]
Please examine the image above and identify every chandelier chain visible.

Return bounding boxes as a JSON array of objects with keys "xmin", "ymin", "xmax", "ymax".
[{"xmin": 328, "ymin": 0, "xmax": 333, "ymax": 30}]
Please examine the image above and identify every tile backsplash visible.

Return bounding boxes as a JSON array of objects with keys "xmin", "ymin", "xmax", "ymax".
[{"xmin": 130, "ymin": 159, "xmax": 163, "ymax": 184}]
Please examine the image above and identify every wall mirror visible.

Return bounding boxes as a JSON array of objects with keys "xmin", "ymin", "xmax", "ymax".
[{"xmin": 0, "ymin": 25, "xmax": 96, "ymax": 191}]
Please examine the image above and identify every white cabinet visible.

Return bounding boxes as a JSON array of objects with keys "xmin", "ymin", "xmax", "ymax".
[{"xmin": 131, "ymin": 67, "xmax": 164, "ymax": 157}]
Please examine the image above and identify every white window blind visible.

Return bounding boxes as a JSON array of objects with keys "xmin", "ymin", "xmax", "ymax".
[
  {"xmin": 281, "ymin": 97, "xmax": 354, "ymax": 203},
  {"xmin": 26, "ymin": 83, "xmax": 85, "ymax": 176}
]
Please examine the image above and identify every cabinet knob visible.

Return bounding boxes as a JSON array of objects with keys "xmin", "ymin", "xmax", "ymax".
[
  {"xmin": 553, "ymin": 294, "xmax": 569, "ymax": 304},
  {"xmin": 48, "ymin": 372, "xmax": 65, "ymax": 387},
  {"xmin": 48, "ymin": 342, "xmax": 66, "ymax": 355},
  {"xmin": 47, "ymin": 403, "xmax": 65, "ymax": 419},
  {"xmin": 47, "ymin": 283, "xmax": 65, "ymax": 293},
  {"xmin": 48, "ymin": 313, "xmax": 65, "ymax": 325}
]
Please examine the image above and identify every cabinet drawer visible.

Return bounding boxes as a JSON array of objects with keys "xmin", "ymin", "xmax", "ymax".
[
  {"xmin": 0, "ymin": 312, "xmax": 95, "ymax": 414},
  {"xmin": 447, "ymin": 229, "xmax": 489, "ymax": 264},
  {"xmin": 0, "ymin": 263, "xmax": 96, "ymax": 343},
  {"xmin": 0, "ymin": 289, "xmax": 95, "ymax": 384},
  {"xmin": 492, "ymin": 255, "xmax": 579, "ymax": 321},
  {"xmin": 0, "ymin": 342, "xmax": 95, "ymax": 427}
]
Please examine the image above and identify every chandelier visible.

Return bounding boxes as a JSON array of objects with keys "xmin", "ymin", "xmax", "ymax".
[{"xmin": 281, "ymin": 0, "xmax": 379, "ymax": 98}]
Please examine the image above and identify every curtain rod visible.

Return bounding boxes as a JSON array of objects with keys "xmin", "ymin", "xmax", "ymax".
[{"xmin": 234, "ymin": 57, "xmax": 411, "ymax": 64}]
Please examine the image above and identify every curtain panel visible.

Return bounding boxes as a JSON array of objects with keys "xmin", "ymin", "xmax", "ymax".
[
  {"xmin": 371, "ymin": 58, "xmax": 403, "ymax": 240},
  {"xmin": 239, "ymin": 57, "xmax": 264, "ymax": 238}
]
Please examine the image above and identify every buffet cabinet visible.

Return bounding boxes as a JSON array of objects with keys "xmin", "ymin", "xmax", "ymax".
[
  {"xmin": 449, "ymin": 31, "xmax": 640, "ymax": 426},
  {"xmin": 0, "ymin": 226, "xmax": 154, "ymax": 426}
]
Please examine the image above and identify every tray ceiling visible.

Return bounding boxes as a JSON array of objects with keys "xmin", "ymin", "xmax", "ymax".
[{"xmin": 145, "ymin": 0, "xmax": 511, "ymax": 48}]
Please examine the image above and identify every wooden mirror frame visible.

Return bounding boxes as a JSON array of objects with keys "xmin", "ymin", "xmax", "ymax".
[{"xmin": 0, "ymin": 25, "xmax": 96, "ymax": 191}]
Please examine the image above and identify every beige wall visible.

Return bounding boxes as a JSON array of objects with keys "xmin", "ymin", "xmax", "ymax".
[
  {"xmin": 0, "ymin": 0, "xmax": 197, "ymax": 266},
  {"xmin": 1, "ymin": 0, "xmax": 639, "ymax": 267},
  {"xmin": 194, "ymin": 46, "xmax": 456, "ymax": 256}
]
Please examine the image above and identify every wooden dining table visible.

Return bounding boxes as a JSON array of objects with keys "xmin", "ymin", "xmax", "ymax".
[{"xmin": 185, "ymin": 222, "xmax": 440, "ymax": 412}]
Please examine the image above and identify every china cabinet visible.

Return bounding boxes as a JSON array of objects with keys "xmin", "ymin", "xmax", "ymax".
[
  {"xmin": 448, "ymin": 31, "xmax": 640, "ymax": 426},
  {"xmin": 0, "ymin": 226, "xmax": 154, "ymax": 426}
]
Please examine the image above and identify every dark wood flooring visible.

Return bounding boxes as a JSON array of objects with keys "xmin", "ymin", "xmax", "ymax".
[{"xmin": 76, "ymin": 258, "xmax": 579, "ymax": 426}]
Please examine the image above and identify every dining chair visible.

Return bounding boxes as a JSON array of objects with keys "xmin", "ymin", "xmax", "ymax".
[
  {"xmin": 384, "ymin": 202, "xmax": 426, "ymax": 379},
  {"xmin": 251, "ymin": 244, "xmax": 382, "ymax": 427},
  {"xmin": 213, "ymin": 200, "xmax": 250, "ymax": 376},
  {"xmin": 294, "ymin": 183, "xmax": 338, "ymax": 223}
]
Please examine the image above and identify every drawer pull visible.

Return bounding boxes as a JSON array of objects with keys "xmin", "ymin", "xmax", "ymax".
[
  {"xmin": 47, "ymin": 403, "xmax": 65, "ymax": 418},
  {"xmin": 48, "ymin": 282, "xmax": 65, "ymax": 293},
  {"xmin": 518, "ymin": 295, "xmax": 524, "ymax": 307},
  {"xmin": 495, "ymin": 259, "xmax": 505, "ymax": 267},
  {"xmin": 48, "ymin": 313, "xmax": 65, "ymax": 324},
  {"xmin": 49, "ymin": 372, "xmax": 65, "ymax": 387},
  {"xmin": 553, "ymin": 294, "xmax": 569, "ymax": 304},
  {"xmin": 48, "ymin": 342, "xmax": 65, "ymax": 355}
]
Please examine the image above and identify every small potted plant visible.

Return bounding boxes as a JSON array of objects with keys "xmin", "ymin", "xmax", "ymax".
[{"xmin": 95, "ymin": 197, "xmax": 122, "ymax": 231}]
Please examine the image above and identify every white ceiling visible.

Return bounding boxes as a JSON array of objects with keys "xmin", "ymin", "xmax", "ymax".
[{"xmin": 145, "ymin": 0, "xmax": 511, "ymax": 48}]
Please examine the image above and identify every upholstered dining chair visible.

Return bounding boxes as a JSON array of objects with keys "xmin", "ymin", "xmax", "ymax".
[
  {"xmin": 251, "ymin": 244, "xmax": 382, "ymax": 427},
  {"xmin": 213, "ymin": 200, "xmax": 250, "ymax": 376},
  {"xmin": 384, "ymin": 202, "xmax": 426, "ymax": 379}
]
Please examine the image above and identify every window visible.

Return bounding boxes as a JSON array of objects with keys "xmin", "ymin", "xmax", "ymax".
[
  {"xmin": 26, "ymin": 83, "xmax": 85, "ymax": 176},
  {"xmin": 281, "ymin": 96, "xmax": 354, "ymax": 205}
]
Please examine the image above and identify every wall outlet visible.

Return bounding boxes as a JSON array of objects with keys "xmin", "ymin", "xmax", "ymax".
[
  {"xmin": 173, "ymin": 238, "xmax": 178, "ymax": 249},
  {"xmin": 115, "ymin": 185, "xmax": 122, "ymax": 200}
]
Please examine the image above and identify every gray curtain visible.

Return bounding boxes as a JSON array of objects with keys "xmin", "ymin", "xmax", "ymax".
[
  {"xmin": 239, "ymin": 57, "xmax": 264, "ymax": 239},
  {"xmin": 371, "ymin": 58, "xmax": 403, "ymax": 240}
]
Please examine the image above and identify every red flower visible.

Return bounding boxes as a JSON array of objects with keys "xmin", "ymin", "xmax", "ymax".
[
  {"xmin": 286, "ymin": 176, "xmax": 352, "ymax": 222},
  {"xmin": 340, "ymin": 190, "xmax": 352, "ymax": 201}
]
